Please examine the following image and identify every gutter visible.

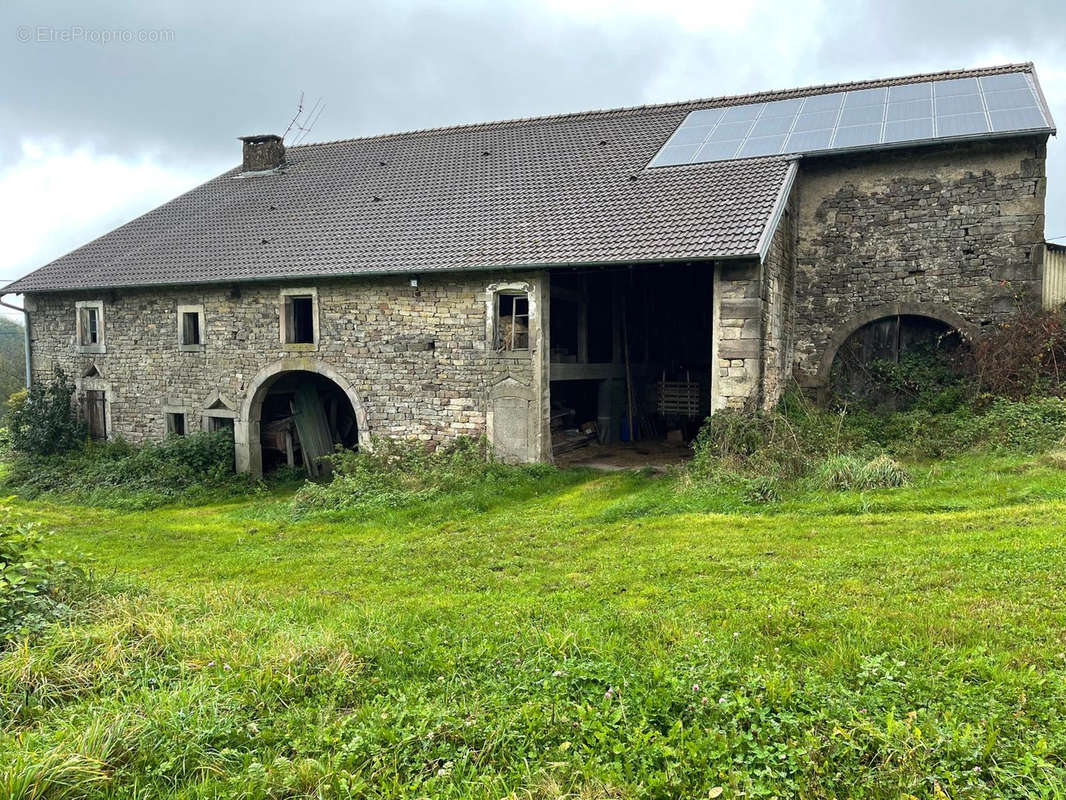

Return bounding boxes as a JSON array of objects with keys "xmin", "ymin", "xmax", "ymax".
[
  {"xmin": 0, "ymin": 294, "xmax": 31, "ymax": 388},
  {"xmin": 2, "ymin": 249, "xmax": 769, "ymax": 296}
]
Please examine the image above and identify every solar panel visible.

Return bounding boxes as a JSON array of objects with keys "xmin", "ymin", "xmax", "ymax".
[{"xmin": 648, "ymin": 70, "xmax": 1052, "ymax": 169}]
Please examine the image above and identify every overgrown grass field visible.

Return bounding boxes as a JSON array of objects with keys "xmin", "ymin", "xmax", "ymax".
[{"xmin": 4, "ymin": 453, "xmax": 1066, "ymax": 798}]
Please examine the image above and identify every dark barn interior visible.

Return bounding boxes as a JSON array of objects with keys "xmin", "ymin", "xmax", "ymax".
[
  {"xmin": 829, "ymin": 314, "xmax": 965, "ymax": 409},
  {"xmin": 258, "ymin": 371, "xmax": 358, "ymax": 475},
  {"xmin": 549, "ymin": 264, "xmax": 714, "ymax": 464}
]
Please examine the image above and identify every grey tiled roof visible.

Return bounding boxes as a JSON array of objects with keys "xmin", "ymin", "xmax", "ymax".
[{"xmin": 4, "ymin": 62, "xmax": 1037, "ymax": 293}]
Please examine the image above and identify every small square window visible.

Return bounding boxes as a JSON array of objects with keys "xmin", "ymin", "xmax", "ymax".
[
  {"xmin": 280, "ymin": 289, "xmax": 318, "ymax": 347},
  {"xmin": 166, "ymin": 412, "xmax": 186, "ymax": 436},
  {"xmin": 181, "ymin": 312, "xmax": 200, "ymax": 346},
  {"xmin": 496, "ymin": 293, "xmax": 530, "ymax": 351},
  {"xmin": 177, "ymin": 305, "xmax": 205, "ymax": 351},
  {"xmin": 206, "ymin": 416, "xmax": 234, "ymax": 434}
]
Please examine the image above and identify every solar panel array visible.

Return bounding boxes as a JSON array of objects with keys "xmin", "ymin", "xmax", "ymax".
[{"xmin": 650, "ymin": 71, "xmax": 1052, "ymax": 168}]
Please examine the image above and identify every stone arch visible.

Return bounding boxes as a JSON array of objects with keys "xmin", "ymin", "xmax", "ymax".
[
  {"xmin": 814, "ymin": 301, "xmax": 976, "ymax": 388},
  {"xmin": 236, "ymin": 358, "xmax": 370, "ymax": 475}
]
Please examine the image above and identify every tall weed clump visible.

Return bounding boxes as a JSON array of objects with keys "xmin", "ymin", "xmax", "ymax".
[
  {"xmin": 291, "ymin": 436, "xmax": 552, "ymax": 515},
  {"xmin": 688, "ymin": 392, "xmax": 861, "ymax": 482},
  {"xmin": 816, "ymin": 454, "xmax": 910, "ymax": 491}
]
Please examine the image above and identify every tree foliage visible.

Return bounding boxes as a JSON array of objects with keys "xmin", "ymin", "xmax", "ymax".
[
  {"xmin": 6, "ymin": 367, "xmax": 85, "ymax": 455},
  {"xmin": 0, "ymin": 317, "xmax": 26, "ymax": 422}
]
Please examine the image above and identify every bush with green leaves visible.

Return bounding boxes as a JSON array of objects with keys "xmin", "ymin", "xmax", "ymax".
[
  {"xmin": 291, "ymin": 435, "xmax": 553, "ymax": 515},
  {"xmin": 0, "ymin": 506, "xmax": 89, "ymax": 642},
  {"xmin": 0, "ymin": 431, "xmax": 253, "ymax": 510},
  {"xmin": 848, "ymin": 395, "xmax": 1066, "ymax": 459},
  {"xmin": 832, "ymin": 338, "xmax": 972, "ymax": 414},
  {"xmin": 5, "ymin": 367, "xmax": 85, "ymax": 456}
]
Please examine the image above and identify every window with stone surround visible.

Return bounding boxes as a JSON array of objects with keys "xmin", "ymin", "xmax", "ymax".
[
  {"xmin": 494, "ymin": 292, "xmax": 530, "ymax": 351},
  {"xmin": 166, "ymin": 411, "xmax": 186, "ymax": 436},
  {"xmin": 178, "ymin": 304, "xmax": 206, "ymax": 351},
  {"xmin": 75, "ymin": 300, "xmax": 105, "ymax": 354},
  {"xmin": 205, "ymin": 415, "xmax": 234, "ymax": 434},
  {"xmin": 279, "ymin": 288, "xmax": 319, "ymax": 349}
]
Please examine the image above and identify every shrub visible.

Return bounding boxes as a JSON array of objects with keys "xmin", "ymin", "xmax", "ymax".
[
  {"xmin": 849, "ymin": 396, "xmax": 1066, "ymax": 459},
  {"xmin": 0, "ymin": 506, "xmax": 89, "ymax": 642},
  {"xmin": 686, "ymin": 386, "xmax": 1066, "ymax": 492},
  {"xmin": 0, "ymin": 431, "xmax": 251, "ymax": 510},
  {"xmin": 689, "ymin": 392, "xmax": 860, "ymax": 481},
  {"xmin": 972, "ymin": 307, "xmax": 1066, "ymax": 398},
  {"xmin": 6, "ymin": 367, "xmax": 85, "ymax": 455},
  {"xmin": 291, "ymin": 436, "xmax": 553, "ymax": 515},
  {"xmin": 832, "ymin": 338, "xmax": 972, "ymax": 414}
]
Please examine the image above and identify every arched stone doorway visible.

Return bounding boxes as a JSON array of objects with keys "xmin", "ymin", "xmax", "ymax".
[
  {"xmin": 818, "ymin": 303, "xmax": 974, "ymax": 408},
  {"xmin": 237, "ymin": 359, "xmax": 369, "ymax": 476}
]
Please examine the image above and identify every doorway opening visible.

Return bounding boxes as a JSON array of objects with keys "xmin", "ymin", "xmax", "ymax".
[
  {"xmin": 829, "ymin": 314, "xmax": 967, "ymax": 410},
  {"xmin": 549, "ymin": 263, "xmax": 714, "ymax": 467},
  {"xmin": 254, "ymin": 371, "xmax": 359, "ymax": 476}
]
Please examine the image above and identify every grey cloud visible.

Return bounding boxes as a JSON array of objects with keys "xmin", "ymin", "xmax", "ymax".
[
  {"xmin": 0, "ymin": 0, "xmax": 685, "ymax": 171},
  {"xmin": 0, "ymin": 0, "xmax": 1062, "ymax": 237}
]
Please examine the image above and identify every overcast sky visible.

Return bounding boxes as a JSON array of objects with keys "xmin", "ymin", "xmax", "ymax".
[{"xmin": 1, "ymin": 0, "xmax": 1063, "ymax": 307}]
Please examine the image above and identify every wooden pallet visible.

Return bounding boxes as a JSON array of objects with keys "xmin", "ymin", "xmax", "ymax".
[{"xmin": 656, "ymin": 381, "xmax": 701, "ymax": 417}]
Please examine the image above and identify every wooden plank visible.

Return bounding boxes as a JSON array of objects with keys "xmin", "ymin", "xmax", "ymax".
[
  {"xmin": 718, "ymin": 339, "xmax": 761, "ymax": 358},
  {"xmin": 291, "ymin": 383, "xmax": 334, "ymax": 477}
]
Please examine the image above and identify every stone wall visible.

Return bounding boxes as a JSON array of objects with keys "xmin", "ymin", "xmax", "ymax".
[
  {"xmin": 759, "ymin": 197, "xmax": 797, "ymax": 406},
  {"xmin": 712, "ymin": 259, "xmax": 762, "ymax": 410},
  {"xmin": 25, "ymin": 270, "xmax": 550, "ymax": 470},
  {"xmin": 792, "ymin": 136, "xmax": 1047, "ymax": 387},
  {"xmin": 711, "ymin": 201, "xmax": 796, "ymax": 412}
]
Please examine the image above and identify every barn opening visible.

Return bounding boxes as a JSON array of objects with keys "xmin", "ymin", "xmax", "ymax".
[
  {"xmin": 255, "ymin": 371, "xmax": 358, "ymax": 476},
  {"xmin": 829, "ymin": 314, "xmax": 967, "ymax": 410},
  {"xmin": 549, "ymin": 264, "xmax": 714, "ymax": 466}
]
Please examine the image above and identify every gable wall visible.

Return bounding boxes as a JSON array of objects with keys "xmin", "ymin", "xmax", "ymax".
[
  {"xmin": 24, "ymin": 271, "xmax": 551, "ymax": 467},
  {"xmin": 792, "ymin": 136, "xmax": 1047, "ymax": 388}
]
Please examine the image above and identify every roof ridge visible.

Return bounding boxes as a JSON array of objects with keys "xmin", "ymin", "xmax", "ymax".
[{"xmin": 291, "ymin": 62, "xmax": 1035, "ymax": 149}]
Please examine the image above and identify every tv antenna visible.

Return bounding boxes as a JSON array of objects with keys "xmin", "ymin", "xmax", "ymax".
[{"xmin": 282, "ymin": 91, "xmax": 326, "ymax": 146}]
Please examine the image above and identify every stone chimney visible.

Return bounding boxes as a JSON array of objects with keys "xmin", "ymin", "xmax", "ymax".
[{"xmin": 239, "ymin": 134, "xmax": 285, "ymax": 172}]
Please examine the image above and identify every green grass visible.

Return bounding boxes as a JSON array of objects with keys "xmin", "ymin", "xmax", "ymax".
[{"xmin": 3, "ymin": 455, "xmax": 1066, "ymax": 798}]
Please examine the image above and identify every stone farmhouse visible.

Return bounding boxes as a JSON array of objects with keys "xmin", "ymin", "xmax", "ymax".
[{"xmin": 2, "ymin": 63, "xmax": 1056, "ymax": 472}]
